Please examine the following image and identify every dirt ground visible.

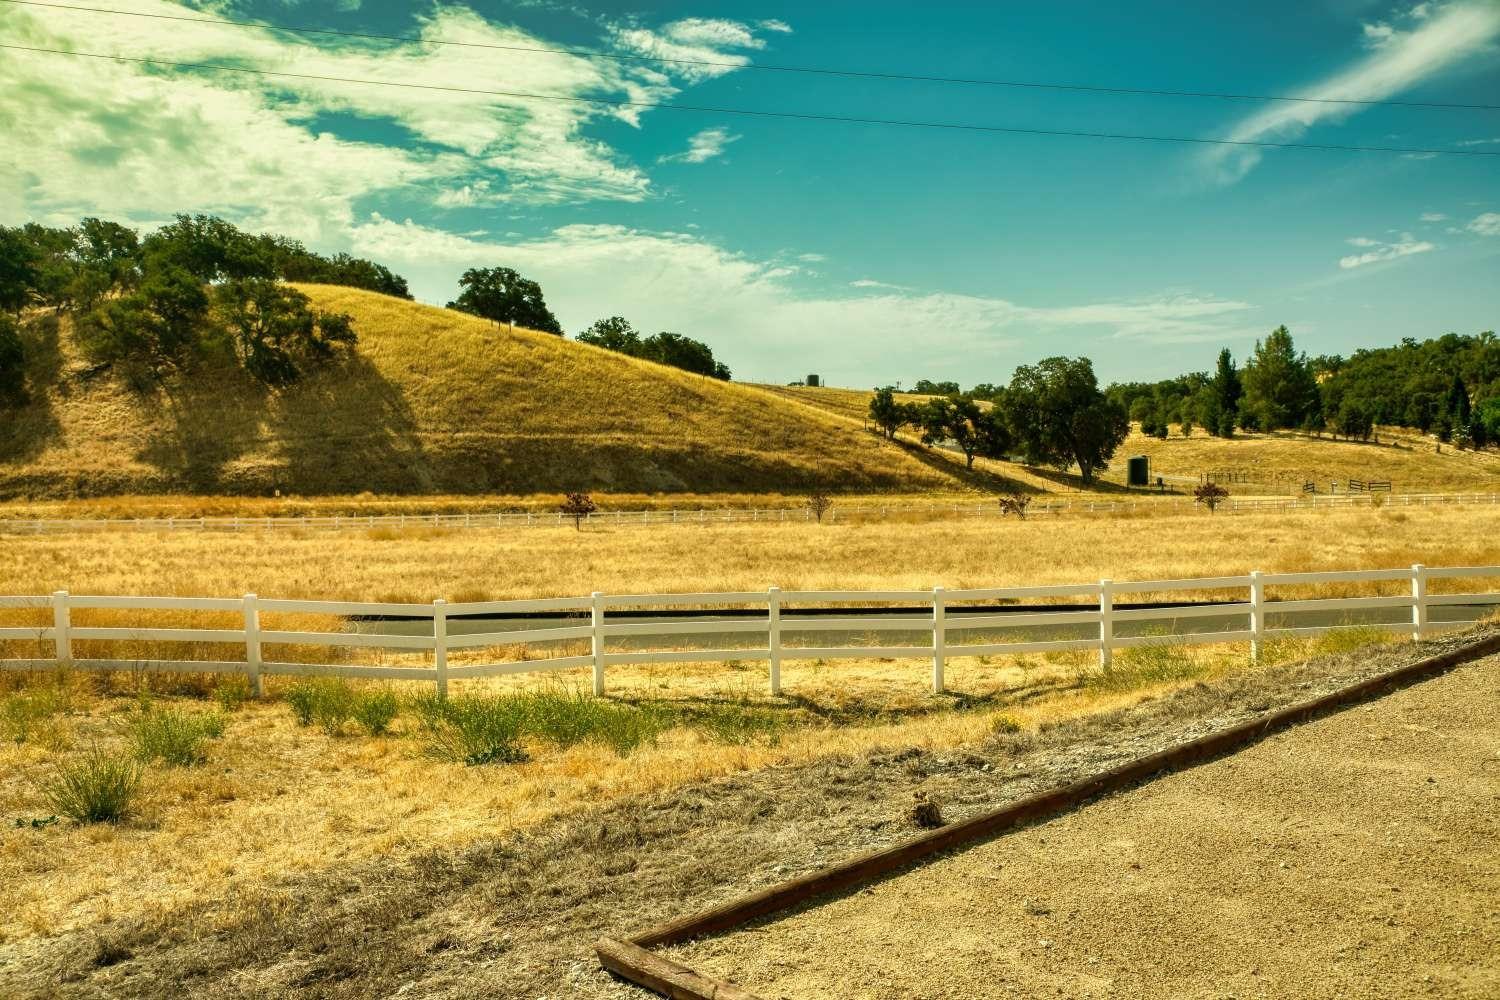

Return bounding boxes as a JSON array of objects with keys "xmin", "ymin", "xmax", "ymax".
[
  {"xmin": 675, "ymin": 657, "xmax": 1500, "ymax": 1000},
  {"xmin": 1, "ymin": 630, "xmax": 1494, "ymax": 999}
]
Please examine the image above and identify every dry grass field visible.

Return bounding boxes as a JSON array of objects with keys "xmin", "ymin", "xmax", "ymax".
[
  {"xmin": 0, "ymin": 288, "xmax": 952, "ymax": 499},
  {"xmin": 2, "ymin": 504, "xmax": 1496, "ymax": 603}
]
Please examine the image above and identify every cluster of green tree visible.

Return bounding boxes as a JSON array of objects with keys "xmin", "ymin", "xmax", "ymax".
[
  {"xmin": 870, "ymin": 356, "xmax": 1129, "ymax": 481},
  {"xmin": 1109, "ymin": 326, "xmax": 1499, "ymax": 449},
  {"xmin": 0, "ymin": 215, "xmax": 381, "ymax": 395},
  {"xmin": 576, "ymin": 316, "xmax": 731, "ymax": 381},
  {"xmin": 446, "ymin": 267, "xmax": 563, "ymax": 335}
]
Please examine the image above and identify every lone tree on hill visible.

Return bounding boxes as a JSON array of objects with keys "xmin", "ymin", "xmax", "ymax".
[
  {"xmin": 1194, "ymin": 482, "xmax": 1229, "ymax": 513},
  {"xmin": 448, "ymin": 267, "xmax": 562, "ymax": 335},
  {"xmin": 1003, "ymin": 356, "xmax": 1129, "ymax": 484},
  {"xmin": 917, "ymin": 396, "xmax": 1011, "ymax": 470},
  {"xmin": 558, "ymin": 492, "xmax": 597, "ymax": 530},
  {"xmin": 868, "ymin": 386, "xmax": 911, "ymax": 440}
]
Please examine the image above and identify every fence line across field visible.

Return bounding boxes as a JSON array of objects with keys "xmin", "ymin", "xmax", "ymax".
[
  {"xmin": 2, "ymin": 565, "xmax": 1497, "ymax": 697},
  {"xmin": 4, "ymin": 492, "xmax": 1500, "ymax": 536}
]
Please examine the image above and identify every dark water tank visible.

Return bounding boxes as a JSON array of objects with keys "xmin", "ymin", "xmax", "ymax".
[
  {"xmin": 1127, "ymin": 455, "xmax": 1150, "ymax": 487},
  {"xmin": 806, "ymin": 374, "xmax": 821, "ymax": 387}
]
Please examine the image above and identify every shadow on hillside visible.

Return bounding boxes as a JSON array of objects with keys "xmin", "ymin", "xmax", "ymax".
[
  {"xmin": 138, "ymin": 362, "xmax": 271, "ymax": 491},
  {"xmin": 1012, "ymin": 463, "xmax": 1135, "ymax": 495},
  {"xmin": 268, "ymin": 354, "xmax": 431, "ymax": 494},
  {"xmin": 0, "ymin": 314, "xmax": 65, "ymax": 464},
  {"xmin": 884, "ymin": 433, "xmax": 1051, "ymax": 495}
]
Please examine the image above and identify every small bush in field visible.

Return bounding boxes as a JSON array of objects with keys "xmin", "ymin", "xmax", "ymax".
[
  {"xmin": 991, "ymin": 713, "xmax": 1023, "ymax": 734},
  {"xmin": 286, "ymin": 679, "xmax": 355, "ymax": 734},
  {"xmin": 416, "ymin": 695, "xmax": 527, "ymax": 765},
  {"xmin": 1, "ymin": 686, "xmax": 72, "ymax": 745},
  {"xmin": 213, "ymin": 677, "xmax": 252, "ymax": 713},
  {"xmin": 43, "ymin": 747, "xmax": 143, "ymax": 824},
  {"xmin": 131, "ymin": 707, "xmax": 225, "ymax": 767},
  {"xmin": 352, "ymin": 690, "xmax": 398, "ymax": 736}
]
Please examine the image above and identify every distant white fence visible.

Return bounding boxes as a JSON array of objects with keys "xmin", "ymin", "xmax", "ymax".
[
  {"xmin": 3, "ymin": 492, "xmax": 1499, "ymax": 535},
  {"xmin": 2, "ymin": 565, "xmax": 1496, "ymax": 697}
]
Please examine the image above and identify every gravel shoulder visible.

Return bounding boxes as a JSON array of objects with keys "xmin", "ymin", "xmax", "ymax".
[
  {"xmin": 674, "ymin": 655, "xmax": 1500, "ymax": 1000},
  {"xmin": 3, "ymin": 628, "xmax": 1495, "ymax": 999}
]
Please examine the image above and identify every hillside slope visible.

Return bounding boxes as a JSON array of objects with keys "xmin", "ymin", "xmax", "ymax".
[{"xmin": 0, "ymin": 286, "xmax": 953, "ymax": 498}]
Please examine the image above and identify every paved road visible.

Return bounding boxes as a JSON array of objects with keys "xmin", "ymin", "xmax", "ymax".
[{"xmin": 352, "ymin": 601, "xmax": 1495, "ymax": 651}]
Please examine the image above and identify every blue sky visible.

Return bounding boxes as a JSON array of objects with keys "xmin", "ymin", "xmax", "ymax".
[{"xmin": 1, "ymin": 0, "xmax": 1498, "ymax": 386}]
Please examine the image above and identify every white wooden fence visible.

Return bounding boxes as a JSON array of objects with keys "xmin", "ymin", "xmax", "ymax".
[
  {"xmin": 2, "ymin": 565, "xmax": 1497, "ymax": 697},
  {"xmin": 4, "ymin": 492, "xmax": 1499, "ymax": 536}
]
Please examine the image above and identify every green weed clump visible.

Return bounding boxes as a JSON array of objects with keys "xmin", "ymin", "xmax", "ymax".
[
  {"xmin": 412, "ymin": 694, "xmax": 527, "ymax": 766},
  {"xmin": 352, "ymin": 690, "xmax": 399, "ymax": 736},
  {"xmin": 213, "ymin": 676, "xmax": 252, "ymax": 713},
  {"xmin": 1086, "ymin": 643, "xmax": 1207, "ymax": 694},
  {"xmin": 683, "ymin": 701, "xmax": 785, "ymax": 746},
  {"xmin": 1, "ymin": 685, "xmax": 72, "ymax": 745},
  {"xmin": 130, "ymin": 707, "xmax": 227, "ymax": 767},
  {"xmin": 286, "ymin": 679, "xmax": 356, "ymax": 735},
  {"xmin": 42, "ymin": 747, "xmax": 144, "ymax": 824}
]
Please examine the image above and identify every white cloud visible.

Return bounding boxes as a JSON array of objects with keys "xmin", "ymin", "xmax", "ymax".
[
  {"xmin": 1419, "ymin": 212, "xmax": 1448, "ymax": 221},
  {"xmin": 611, "ymin": 17, "xmax": 772, "ymax": 83},
  {"xmin": 759, "ymin": 20, "xmax": 794, "ymax": 34},
  {"xmin": 348, "ymin": 217, "xmax": 1256, "ymax": 381},
  {"xmin": 1468, "ymin": 212, "xmax": 1500, "ymax": 236},
  {"xmin": 1458, "ymin": 137, "xmax": 1500, "ymax": 146},
  {"xmin": 0, "ymin": 1, "xmax": 787, "ymax": 239},
  {"xmin": 1202, "ymin": 2, "xmax": 1500, "ymax": 184},
  {"xmin": 657, "ymin": 127, "xmax": 740, "ymax": 164},
  {"xmin": 1338, "ymin": 233, "xmax": 1436, "ymax": 268}
]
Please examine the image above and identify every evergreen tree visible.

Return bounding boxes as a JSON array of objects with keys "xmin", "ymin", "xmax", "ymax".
[
  {"xmin": 1210, "ymin": 348, "xmax": 1241, "ymax": 437},
  {"xmin": 1241, "ymin": 326, "xmax": 1318, "ymax": 431}
]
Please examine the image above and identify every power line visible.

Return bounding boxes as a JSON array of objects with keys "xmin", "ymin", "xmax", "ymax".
[
  {"xmin": 6, "ymin": 43, "xmax": 1498, "ymax": 159},
  {"xmin": 6, "ymin": 0, "xmax": 1500, "ymax": 113}
]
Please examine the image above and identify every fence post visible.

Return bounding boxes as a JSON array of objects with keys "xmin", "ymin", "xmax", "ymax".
[
  {"xmin": 932, "ymin": 586, "xmax": 945, "ymax": 694},
  {"xmin": 433, "ymin": 599, "xmax": 448, "ymax": 699},
  {"xmin": 767, "ymin": 586, "xmax": 782, "ymax": 696},
  {"xmin": 591, "ymin": 592, "xmax": 605, "ymax": 696},
  {"xmin": 243, "ymin": 593, "xmax": 263, "ymax": 698},
  {"xmin": 51, "ymin": 590, "xmax": 71, "ymax": 668},
  {"xmin": 1098, "ymin": 579, "xmax": 1113, "ymax": 670},
  {"xmin": 1411, "ymin": 564, "xmax": 1427, "ymax": 643},
  {"xmin": 1249, "ymin": 571, "xmax": 1264, "ymax": 663}
]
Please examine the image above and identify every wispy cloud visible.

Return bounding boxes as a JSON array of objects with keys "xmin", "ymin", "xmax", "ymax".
[
  {"xmin": 1338, "ymin": 233, "xmax": 1436, "ymax": 268},
  {"xmin": 1468, "ymin": 212, "xmax": 1500, "ymax": 236},
  {"xmin": 349, "ymin": 217, "xmax": 1257, "ymax": 380},
  {"xmin": 1420, "ymin": 212, "xmax": 1449, "ymax": 221},
  {"xmin": 1457, "ymin": 137, "xmax": 1500, "ymax": 146},
  {"xmin": 1202, "ymin": 2, "xmax": 1500, "ymax": 185},
  {"xmin": 0, "ymin": 1, "xmax": 786, "ymax": 237},
  {"xmin": 657, "ymin": 127, "xmax": 740, "ymax": 164}
]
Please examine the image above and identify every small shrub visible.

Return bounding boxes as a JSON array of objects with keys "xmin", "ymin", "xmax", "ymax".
[
  {"xmin": 131, "ymin": 707, "xmax": 225, "ymax": 767},
  {"xmin": 1, "ymin": 686, "xmax": 72, "ymax": 745},
  {"xmin": 42, "ymin": 748, "xmax": 143, "ymax": 824},
  {"xmin": 1086, "ymin": 643, "xmax": 1205, "ymax": 694},
  {"xmin": 990, "ymin": 713, "xmax": 1023, "ymax": 735},
  {"xmin": 907, "ymin": 792, "xmax": 945, "ymax": 829},
  {"xmin": 213, "ymin": 676, "xmax": 252, "ymax": 713},
  {"xmin": 352, "ymin": 690, "xmax": 398, "ymax": 736},
  {"xmin": 417, "ymin": 695, "xmax": 528, "ymax": 766},
  {"xmin": 1311, "ymin": 626, "xmax": 1393, "ymax": 657},
  {"xmin": 1194, "ymin": 482, "xmax": 1229, "ymax": 513},
  {"xmin": 805, "ymin": 492, "xmax": 833, "ymax": 523},
  {"xmin": 997, "ymin": 492, "xmax": 1031, "ymax": 519},
  {"xmin": 286, "ymin": 679, "xmax": 355, "ymax": 735},
  {"xmin": 688, "ymin": 701, "xmax": 785, "ymax": 746},
  {"xmin": 558, "ymin": 492, "xmax": 597, "ymax": 531}
]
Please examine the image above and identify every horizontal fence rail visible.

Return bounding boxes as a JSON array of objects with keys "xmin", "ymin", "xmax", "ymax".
[
  {"xmin": 1, "ymin": 566, "xmax": 1497, "ymax": 696},
  {"xmin": 4, "ymin": 492, "xmax": 1500, "ymax": 536}
]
